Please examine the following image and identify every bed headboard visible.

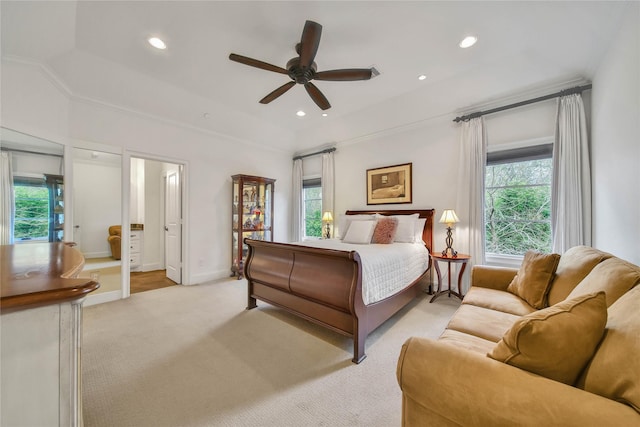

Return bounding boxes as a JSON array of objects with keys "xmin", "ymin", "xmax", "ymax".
[{"xmin": 345, "ymin": 209, "xmax": 435, "ymax": 253}]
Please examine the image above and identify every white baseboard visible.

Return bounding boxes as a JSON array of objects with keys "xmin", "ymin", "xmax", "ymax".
[
  {"xmin": 187, "ymin": 268, "xmax": 233, "ymax": 285},
  {"xmin": 142, "ymin": 262, "xmax": 162, "ymax": 272},
  {"xmin": 84, "ymin": 290, "xmax": 123, "ymax": 307},
  {"xmin": 84, "ymin": 251, "xmax": 111, "ymax": 259}
]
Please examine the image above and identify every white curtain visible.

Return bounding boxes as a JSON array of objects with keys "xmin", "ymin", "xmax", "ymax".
[
  {"xmin": 456, "ymin": 117, "xmax": 487, "ymax": 277},
  {"xmin": 1, "ymin": 151, "xmax": 15, "ymax": 244},
  {"xmin": 291, "ymin": 159, "xmax": 304, "ymax": 242},
  {"xmin": 321, "ymin": 151, "xmax": 335, "ymax": 225},
  {"xmin": 552, "ymin": 93, "xmax": 591, "ymax": 253}
]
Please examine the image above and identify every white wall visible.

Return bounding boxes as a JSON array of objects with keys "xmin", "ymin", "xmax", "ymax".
[
  {"xmin": 591, "ymin": 4, "xmax": 640, "ymax": 265},
  {"xmin": 333, "ymin": 96, "xmax": 562, "ymax": 256},
  {"xmin": 334, "ymin": 116, "xmax": 459, "ymax": 250},
  {"xmin": 11, "ymin": 152, "xmax": 63, "ymax": 177},
  {"xmin": 0, "ymin": 60, "xmax": 70, "ymax": 144},
  {"xmin": 73, "ymin": 158, "xmax": 121, "ymax": 258},
  {"xmin": 1, "ymin": 59, "xmax": 293, "ymax": 286},
  {"xmin": 69, "ymin": 100, "xmax": 292, "ymax": 284}
]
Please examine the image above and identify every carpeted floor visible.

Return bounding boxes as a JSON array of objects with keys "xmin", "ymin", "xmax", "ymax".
[{"xmin": 82, "ymin": 279, "xmax": 460, "ymax": 427}]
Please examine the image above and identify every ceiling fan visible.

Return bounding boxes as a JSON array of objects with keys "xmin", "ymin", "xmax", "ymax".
[{"xmin": 229, "ymin": 20, "xmax": 374, "ymax": 110}]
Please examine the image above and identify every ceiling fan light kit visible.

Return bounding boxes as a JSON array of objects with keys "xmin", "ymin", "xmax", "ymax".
[{"xmin": 229, "ymin": 20, "xmax": 374, "ymax": 110}]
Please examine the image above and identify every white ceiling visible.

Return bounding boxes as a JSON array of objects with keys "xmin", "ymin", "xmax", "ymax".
[{"xmin": 1, "ymin": 1, "xmax": 631, "ymax": 153}]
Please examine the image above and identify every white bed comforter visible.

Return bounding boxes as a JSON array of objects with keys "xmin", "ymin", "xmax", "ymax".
[{"xmin": 294, "ymin": 239, "xmax": 429, "ymax": 305}]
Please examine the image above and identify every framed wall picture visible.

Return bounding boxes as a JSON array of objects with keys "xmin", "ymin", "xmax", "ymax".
[{"xmin": 366, "ymin": 163, "xmax": 412, "ymax": 205}]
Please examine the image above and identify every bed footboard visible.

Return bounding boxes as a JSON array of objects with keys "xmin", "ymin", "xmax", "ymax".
[{"xmin": 244, "ymin": 239, "xmax": 368, "ymax": 362}]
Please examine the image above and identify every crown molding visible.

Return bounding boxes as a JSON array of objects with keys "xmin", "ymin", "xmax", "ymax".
[{"xmin": 2, "ymin": 56, "xmax": 289, "ymax": 155}]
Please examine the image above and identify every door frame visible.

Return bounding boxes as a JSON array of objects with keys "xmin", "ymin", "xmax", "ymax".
[{"xmin": 122, "ymin": 151, "xmax": 188, "ymax": 298}]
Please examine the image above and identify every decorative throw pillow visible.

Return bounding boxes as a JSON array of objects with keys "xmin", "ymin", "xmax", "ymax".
[
  {"xmin": 372, "ymin": 217, "xmax": 398, "ymax": 244},
  {"xmin": 488, "ymin": 292, "xmax": 607, "ymax": 385},
  {"xmin": 342, "ymin": 220, "xmax": 376, "ymax": 244},
  {"xmin": 507, "ymin": 250, "xmax": 561, "ymax": 309}
]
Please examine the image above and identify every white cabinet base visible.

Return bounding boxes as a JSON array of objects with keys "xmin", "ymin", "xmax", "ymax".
[{"xmin": 1, "ymin": 299, "xmax": 85, "ymax": 426}]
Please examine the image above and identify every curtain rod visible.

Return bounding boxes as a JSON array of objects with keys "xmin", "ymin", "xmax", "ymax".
[
  {"xmin": 0, "ymin": 147, "xmax": 63, "ymax": 158},
  {"xmin": 292, "ymin": 147, "xmax": 336, "ymax": 161},
  {"xmin": 453, "ymin": 84, "xmax": 592, "ymax": 123}
]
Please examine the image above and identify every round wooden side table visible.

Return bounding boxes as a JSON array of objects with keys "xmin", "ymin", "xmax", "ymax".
[{"xmin": 429, "ymin": 252, "xmax": 471, "ymax": 303}]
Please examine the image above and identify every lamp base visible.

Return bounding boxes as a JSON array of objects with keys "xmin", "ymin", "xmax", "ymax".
[
  {"xmin": 442, "ymin": 248, "xmax": 458, "ymax": 258},
  {"xmin": 442, "ymin": 226, "xmax": 457, "ymax": 258},
  {"xmin": 324, "ymin": 223, "xmax": 331, "ymax": 239}
]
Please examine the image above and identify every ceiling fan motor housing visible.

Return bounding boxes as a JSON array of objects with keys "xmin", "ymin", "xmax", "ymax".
[{"xmin": 286, "ymin": 57, "xmax": 317, "ymax": 84}]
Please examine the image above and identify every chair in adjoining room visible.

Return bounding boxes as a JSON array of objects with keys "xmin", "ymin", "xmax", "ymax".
[{"xmin": 107, "ymin": 225, "xmax": 122, "ymax": 260}]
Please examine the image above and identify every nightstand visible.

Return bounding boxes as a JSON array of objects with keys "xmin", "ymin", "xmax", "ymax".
[{"xmin": 429, "ymin": 252, "xmax": 471, "ymax": 303}]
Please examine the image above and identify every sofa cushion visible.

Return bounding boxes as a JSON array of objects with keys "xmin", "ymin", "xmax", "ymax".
[
  {"xmin": 462, "ymin": 287, "xmax": 537, "ymax": 316},
  {"xmin": 547, "ymin": 246, "xmax": 612, "ymax": 306},
  {"xmin": 438, "ymin": 329, "xmax": 496, "ymax": 355},
  {"xmin": 507, "ymin": 250, "xmax": 561, "ymax": 309},
  {"xmin": 446, "ymin": 304, "xmax": 521, "ymax": 343},
  {"xmin": 576, "ymin": 285, "xmax": 640, "ymax": 413},
  {"xmin": 488, "ymin": 292, "xmax": 607, "ymax": 385},
  {"xmin": 566, "ymin": 257, "xmax": 640, "ymax": 307}
]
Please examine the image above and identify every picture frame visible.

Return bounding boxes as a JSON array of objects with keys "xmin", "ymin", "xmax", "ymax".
[{"xmin": 366, "ymin": 163, "xmax": 412, "ymax": 205}]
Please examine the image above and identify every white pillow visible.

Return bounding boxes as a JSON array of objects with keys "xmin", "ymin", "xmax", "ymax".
[
  {"xmin": 414, "ymin": 218, "xmax": 427, "ymax": 243},
  {"xmin": 342, "ymin": 220, "xmax": 376, "ymax": 244},
  {"xmin": 381, "ymin": 213, "xmax": 419, "ymax": 242},
  {"xmin": 337, "ymin": 214, "xmax": 375, "ymax": 239}
]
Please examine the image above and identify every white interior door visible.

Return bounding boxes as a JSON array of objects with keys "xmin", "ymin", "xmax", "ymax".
[{"xmin": 165, "ymin": 167, "xmax": 182, "ymax": 283}]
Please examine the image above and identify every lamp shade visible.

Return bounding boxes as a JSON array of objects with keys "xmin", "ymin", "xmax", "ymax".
[
  {"xmin": 322, "ymin": 211, "xmax": 333, "ymax": 222},
  {"xmin": 439, "ymin": 209, "xmax": 459, "ymax": 226}
]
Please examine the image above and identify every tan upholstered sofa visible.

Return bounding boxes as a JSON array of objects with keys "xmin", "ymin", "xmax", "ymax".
[
  {"xmin": 107, "ymin": 225, "xmax": 122, "ymax": 260},
  {"xmin": 397, "ymin": 246, "xmax": 640, "ymax": 426}
]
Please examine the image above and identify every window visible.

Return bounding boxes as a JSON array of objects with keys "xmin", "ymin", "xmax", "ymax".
[
  {"xmin": 303, "ymin": 178, "xmax": 322, "ymax": 238},
  {"xmin": 485, "ymin": 144, "xmax": 553, "ymax": 256},
  {"xmin": 13, "ymin": 177, "xmax": 50, "ymax": 241}
]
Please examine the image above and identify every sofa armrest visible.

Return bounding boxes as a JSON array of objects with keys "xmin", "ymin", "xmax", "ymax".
[
  {"xmin": 397, "ymin": 337, "xmax": 639, "ymax": 426},
  {"xmin": 470, "ymin": 265, "xmax": 518, "ymax": 291}
]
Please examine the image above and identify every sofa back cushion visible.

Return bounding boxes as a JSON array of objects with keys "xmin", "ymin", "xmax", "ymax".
[
  {"xmin": 507, "ymin": 250, "xmax": 561, "ymax": 309},
  {"xmin": 566, "ymin": 257, "xmax": 640, "ymax": 307},
  {"xmin": 487, "ymin": 292, "xmax": 607, "ymax": 385},
  {"xmin": 547, "ymin": 246, "xmax": 612, "ymax": 306},
  {"xmin": 576, "ymin": 285, "xmax": 640, "ymax": 414}
]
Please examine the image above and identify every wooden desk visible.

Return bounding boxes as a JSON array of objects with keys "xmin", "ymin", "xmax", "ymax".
[
  {"xmin": 429, "ymin": 252, "xmax": 470, "ymax": 303},
  {"xmin": 1, "ymin": 243, "xmax": 99, "ymax": 427}
]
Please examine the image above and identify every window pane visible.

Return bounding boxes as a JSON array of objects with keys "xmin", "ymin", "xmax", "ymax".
[
  {"xmin": 485, "ymin": 158, "xmax": 552, "ymax": 255},
  {"xmin": 14, "ymin": 184, "xmax": 50, "ymax": 240},
  {"xmin": 303, "ymin": 185, "xmax": 322, "ymax": 238}
]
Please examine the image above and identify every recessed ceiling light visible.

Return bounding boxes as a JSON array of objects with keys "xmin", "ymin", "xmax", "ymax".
[
  {"xmin": 418, "ymin": 75, "xmax": 427, "ymax": 81},
  {"xmin": 459, "ymin": 36, "xmax": 478, "ymax": 49},
  {"xmin": 296, "ymin": 110, "xmax": 306, "ymax": 117},
  {"xmin": 148, "ymin": 37, "xmax": 166, "ymax": 50}
]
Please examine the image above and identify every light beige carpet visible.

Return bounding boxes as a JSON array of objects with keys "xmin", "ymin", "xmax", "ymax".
[{"xmin": 82, "ymin": 279, "xmax": 460, "ymax": 427}]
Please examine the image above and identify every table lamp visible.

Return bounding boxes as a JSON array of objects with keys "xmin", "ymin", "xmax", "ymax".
[
  {"xmin": 322, "ymin": 211, "xmax": 333, "ymax": 239},
  {"xmin": 439, "ymin": 209, "xmax": 459, "ymax": 257}
]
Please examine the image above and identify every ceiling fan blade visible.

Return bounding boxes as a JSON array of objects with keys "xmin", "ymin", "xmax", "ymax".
[
  {"xmin": 299, "ymin": 21, "xmax": 322, "ymax": 69},
  {"xmin": 229, "ymin": 53, "xmax": 289, "ymax": 75},
  {"xmin": 259, "ymin": 81, "xmax": 296, "ymax": 104},
  {"xmin": 315, "ymin": 68, "xmax": 373, "ymax": 81},
  {"xmin": 304, "ymin": 82, "xmax": 331, "ymax": 110}
]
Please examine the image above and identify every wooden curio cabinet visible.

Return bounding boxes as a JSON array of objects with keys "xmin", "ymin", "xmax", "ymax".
[
  {"xmin": 45, "ymin": 174, "xmax": 64, "ymax": 242},
  {"xmin": 231, "ymin": 174, "xmax": 275, "ymax": 279}
]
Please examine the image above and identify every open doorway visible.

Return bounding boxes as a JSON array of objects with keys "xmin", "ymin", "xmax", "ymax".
[{"xmin": 129, "ymin": 157, "xmax": 184, "ymax": 293}]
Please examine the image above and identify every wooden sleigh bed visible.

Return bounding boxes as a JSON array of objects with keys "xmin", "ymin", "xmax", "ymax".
[{"xmin": 243, "ymin": 209, "xmax": 434, "ymax": 363}]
